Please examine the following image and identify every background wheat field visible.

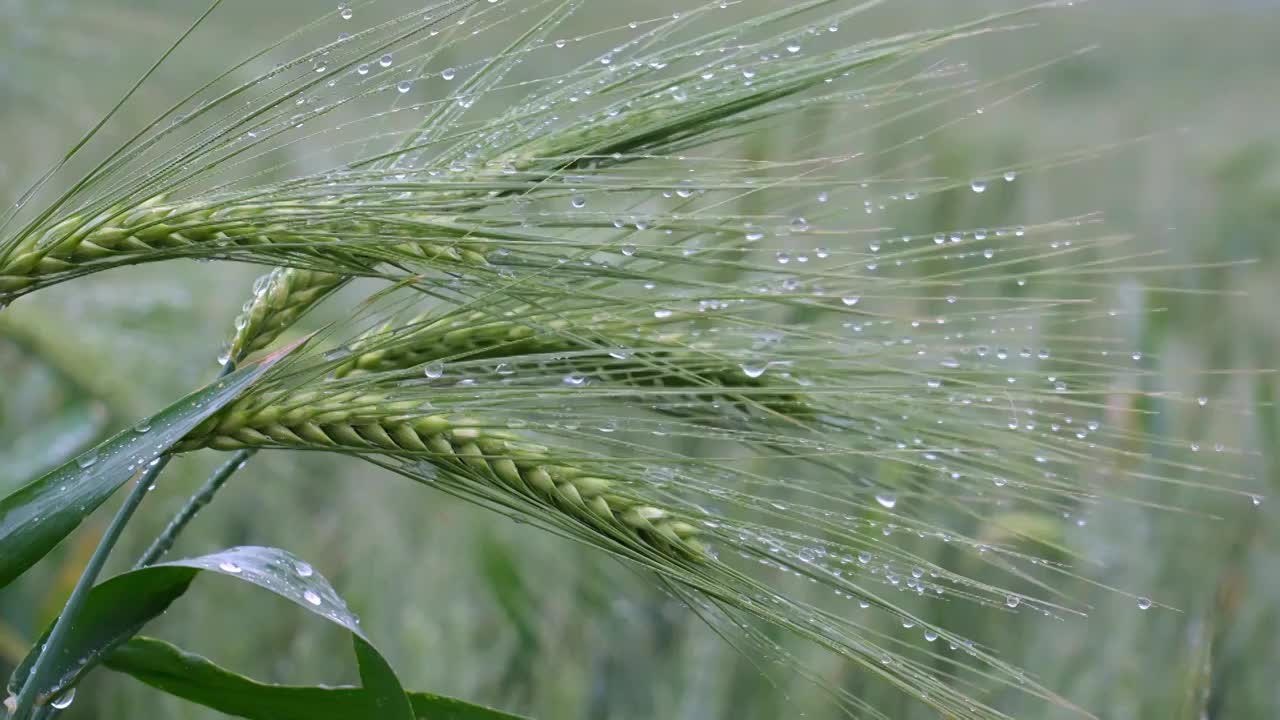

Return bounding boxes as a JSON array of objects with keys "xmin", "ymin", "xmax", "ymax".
[{"xmin": 1, "ymin": 0, "xmax": 1277, "ymax": 718}]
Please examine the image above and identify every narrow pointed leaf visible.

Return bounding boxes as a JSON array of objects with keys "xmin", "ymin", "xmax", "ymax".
[
  {"xmin": 7, "ymin": 546, "xmax": 412, "ymax": 719},
  {"xmin": 105, "ymin": 637, "xmax": 528, "ymax": 720},
  {"xmin": 0, "ymin": 341, "xmax": 301, "ymax": 588}
]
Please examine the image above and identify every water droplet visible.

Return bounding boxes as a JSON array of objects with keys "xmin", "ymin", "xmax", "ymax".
[
  {"xmin": 924, "ymin": 630, "xmax": 938, "ymax": 642},
  {"xmin": 740, "ymin": 363, "xmax": 767, "ymax": 379},
  {"xmin": 424, "ymin": 361, "xmax": 445, "ymax": 379},
  {"xmin": 874, "ymin": 493, "xmax": 897, "ymax": 509},
  {"xmin": 653, "ymin": 309, "xmax": 673, "ymax": 319},
  {"xmin": 1250, "ymin": 494, "xmax": 1263, "ymax": 507},
  {"xmin": 356, "ymin": 63, "xmax": 370, "ymax": 75},
  {"xmin": 563, "ymin": 373, "xmax": 587, "ymax": 386},
  {"xmin": 339, "ymin": 4, "xmax": 353, "ymax": 20},
  {"xmin": 76, "ymin": 452, "xmax": 99, "ymax": 469},
  {"xmin": 296, "ymin": 562, "xmax": 314, "ymax": 577},
  {"xmin": 785, "ymin": 40, "xmax": 801, "ymax": 53},
  {"xmin": 1136, "ymin": 597, "xmax": 1152, "ymax": 610},
  {"xmin": 621, "ymin": 244, "xmax": 637, "ymax": 256},
  {"xmin": 1003, "ymin": 170, "xmax": 1017, "ymax": 182},
  {"xmin": 219, "ymin": 561, "xmax": 243, "ymax": 574},
  {"xmin": 570, "ymin": 195, "xmax": 586, "ymax": 209},
  {"xmin": 970, "ymin": 179, "xmax": 988, "ymax": 193},
  {"xmin": 790, "ymin": 216, "xmax": 810, "ymax": 233},
  {"xmin": 441, "ymin": 67, "xmax": 456, "ymax": 80},
  {"xmin": 303, "ymin": 590, "xmax": 322, "ymax": 606},
  {"xmin": 50, "ymin": 688, "xmax": 76, "ymax": 710},
  {"xmin": 744, "ymin": 225, "xmax": 765, "ymax": 241},
  {"xmin": 378, "ymin": 53, "xmax": 393, "ymax": 68},
  {"xmin": 1006, "ymin": 595, "xmax": 1020, "ymax": 608},
  {"xmin": 396, "ymin": 80, "xmax": 412, "ymax": 94},
  {"xmin": 1197, "ymin": 396, "xmax": 1208, "ymax": 407},
  {"xmin": 840, "ymin": 295, "xmax": 860, "ymax": 307}
]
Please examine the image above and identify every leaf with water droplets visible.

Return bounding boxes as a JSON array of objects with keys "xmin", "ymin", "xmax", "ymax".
[
  {"xmin": 104, "ymin": 636, "xmax": 526, "ymax": 720},
  {"xmin": 0, "ymin": 340, "xmax": 303, "ymax": 589},
  {"xmin": 7, "ymin": 546, "xmax": 414, "ymax": 720}
]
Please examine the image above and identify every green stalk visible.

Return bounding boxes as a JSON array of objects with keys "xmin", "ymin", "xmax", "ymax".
[
  {"xmin": 133, "ymin": 448, "xmax": 255, "ymax": 568},
  {"xmin": 9, "ymin": 456, "xmax": 171, "ymax": 719},
  {"xmin": 131, "ymin": 360, "xmax": 244, "ymax": 571}
]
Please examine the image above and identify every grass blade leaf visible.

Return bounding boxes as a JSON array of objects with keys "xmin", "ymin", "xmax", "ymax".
[
  {"xmin": 104, "ymin": 636, "xmax": 527, "ymax": 720},
  {"xmin": 5, "ymin": 546, "xmax": 412, "ymax": 719}
]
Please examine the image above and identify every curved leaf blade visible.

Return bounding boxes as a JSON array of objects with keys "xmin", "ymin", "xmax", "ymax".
[
  {"xmin": 0, "ymin": 343, "xmax": 300, "ymax": 588},
  {"xmin": 106, "ymin": 637, "xmax": 528, "ymax": 720},
  {"xmin": 7, "ymin": 545, "xmax": 412, "ymax": 720}
]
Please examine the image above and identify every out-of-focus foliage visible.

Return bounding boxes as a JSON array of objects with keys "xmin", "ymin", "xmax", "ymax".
[{"xmin": 0, "ymin": 1, "xmax": 1275, "ymax": 718}]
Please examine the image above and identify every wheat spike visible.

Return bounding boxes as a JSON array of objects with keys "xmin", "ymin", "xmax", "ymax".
[
  {"xmin": 331, "ymin": 309, "xmax": 808, "ymax": 414},
  {"xmin": 178, "ymin": 398, "xmax": 703, "ymax": 557},
  {"xmin": 0, "ymin": 194, "xmax": 489, "ymax": 294},
  {"xmin": 227, "ymin": 268, "xmax": 346, "ymax": 363}
]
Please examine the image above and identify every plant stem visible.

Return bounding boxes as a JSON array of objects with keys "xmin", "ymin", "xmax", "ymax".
[
  {"xmin": 131, "ymin": 360, "xmax": 248, "ymax": 569},
  {"xmin": 9, "ymin": 456, "xmax": 171, "ymax": 720},
  {"xmin": 134, "ymin": 448, "xmax": 256, "ymax": 568}
]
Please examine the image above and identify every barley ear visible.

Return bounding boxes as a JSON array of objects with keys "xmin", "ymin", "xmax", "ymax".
[
  {"xmin": 226, "ymin": 268, "xmax": 346, "ymax": 363},
  {"xmin": 178, "ymin": 405, "xmax": 705, "ymax": 559}
]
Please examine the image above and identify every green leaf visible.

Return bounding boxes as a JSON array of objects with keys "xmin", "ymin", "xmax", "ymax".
[
  {"xmin": 105, "ymin": 637, "xmax": 529, "ymax": 720},
  {"xmin": 7, "ymin": 546, "xmax": 413, "ymax": 719},
  {"xmin": 0, "ymin": 344, "xmax": 297, "ymax": 589}
]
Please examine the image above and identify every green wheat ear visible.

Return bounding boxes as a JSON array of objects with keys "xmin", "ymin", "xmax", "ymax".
[
  {"xmin": 181, "ymin": 407, "xmax": 707, "ymax": 556},
  {"xmin": 226, "ymin": 268, "xmax": 345, "ymax": 364}
]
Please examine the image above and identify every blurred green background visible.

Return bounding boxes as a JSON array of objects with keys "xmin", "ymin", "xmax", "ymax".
[{"xmin": 1, "ymin": 0, "xmax": 1276, "ymax": 718}]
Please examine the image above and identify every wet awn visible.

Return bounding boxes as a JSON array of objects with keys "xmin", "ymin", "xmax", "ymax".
[{"xmin": 0, "ymin": 1, "xmax": 1262, "ymax": 719}]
